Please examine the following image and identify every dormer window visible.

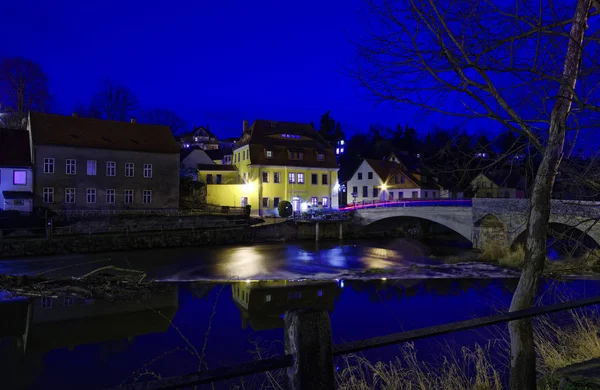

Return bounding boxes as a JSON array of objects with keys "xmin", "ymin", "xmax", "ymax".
[
  {"xmin": 288, "ymin": 150, "xmax": 304, "ymax": 160},
  {"xmin": 317, "ymin": 153, "xmax": 324, "ymax": 161},
  {"xmin": 266, "ymin": 150, "xmax": 273, "ymax": 158},
  {"xmin": 271, "ymin": 122, "xmax": 277, "ymax": 128}
]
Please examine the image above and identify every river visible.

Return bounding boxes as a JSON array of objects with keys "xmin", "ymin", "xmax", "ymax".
[{"xmin": 1, "ymin": 239, "xmax": 599, "ymax": 389}]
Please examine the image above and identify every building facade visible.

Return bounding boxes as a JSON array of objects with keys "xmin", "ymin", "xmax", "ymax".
[
  {"xmin": 470, "ymin": 172, "xmax": 526, "ymax": 198},
  {"xmin": 178, "ymin": 126, "xmax": 219, "ymax": 150},
  {"xmin": 347, "ymin": 158, "xmax": 443, "ymax": 204},
  {"xmin": 29, "ymin": 113, "xmax": 180, "ymax": 210},
  {"xmin": 0, "ymin": 128, "xmax": 33, "ymax": 212}
]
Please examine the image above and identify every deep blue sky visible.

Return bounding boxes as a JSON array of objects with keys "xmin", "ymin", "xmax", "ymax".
[{"xmin": 1, "ymin": 0, "xmax": 459, "ymax": 139}]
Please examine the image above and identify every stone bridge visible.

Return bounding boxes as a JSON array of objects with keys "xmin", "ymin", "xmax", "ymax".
[{"xmin": 354, "ymin": 199, "xmax": 600, "ymax": 249}]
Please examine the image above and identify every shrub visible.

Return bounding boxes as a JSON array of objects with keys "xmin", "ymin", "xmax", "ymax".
[{"xmin": 278, "ymin": 200, "xmax": 293, "ymax": 218}]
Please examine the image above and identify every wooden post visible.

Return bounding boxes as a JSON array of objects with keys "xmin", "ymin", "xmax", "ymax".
[
  {"xmin": 284, "ymin": 309, "xmax": 334, "ymax": 390},
  {"xmin": 315, "ymin": 222, "xmax": 319, "ymax": 242}
]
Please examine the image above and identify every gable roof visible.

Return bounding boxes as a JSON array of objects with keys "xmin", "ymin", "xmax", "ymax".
[
  {"xmin": 362, "ymin": 159, "xmax": 441, "ymax": 190},
  {"xmin": 0, "ymin": 128, "xmax": 31, "ymax": 166},
  {"xmin": 236, "ymin": 120, "xmax": 338, "ymax": 169},
  {"xmin": 478, "ymin": 170, "xmax": 526, "ymax": 189},
  {"xmin": 30, "ymin": 113, "xmax": 179, "ymax": 154}
]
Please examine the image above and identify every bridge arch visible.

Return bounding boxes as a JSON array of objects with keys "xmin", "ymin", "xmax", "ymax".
[
  {"xmin": 510, "ymin": 221, "xmax": 600, "ymax": 255},
  {"xmin": 357, "ymin": 207, "xmax": 474, "ymax": 243}
]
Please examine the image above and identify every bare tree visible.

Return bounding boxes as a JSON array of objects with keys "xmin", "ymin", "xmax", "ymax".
[
  {"xmin": 90, "ymin": 79, "xmax": 139, "ymax": 121},
  {"xmin": 351, "ymin": 0, "xmax": 599, "ymax": 388},
  {"xmin": 0, "ymin": 57, "xmax": 51, "ymax": 113},
  {"xmin": 143, "ymin": 108, "xmax": 187, "ymax": 134}
]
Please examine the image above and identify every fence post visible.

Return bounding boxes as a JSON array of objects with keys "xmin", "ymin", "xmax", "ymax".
[{"xmin": 284, "ymin": 309, "xmax": 334, "ymax": 390}]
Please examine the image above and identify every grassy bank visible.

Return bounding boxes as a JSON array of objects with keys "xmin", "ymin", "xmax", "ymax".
[
  {"xmin": 334, "ymin": 308, "xmax": 600, "ymax": 389},
  {"xmin": 472, "ymin": 243, "xmax": 600, "ymax": 277}
]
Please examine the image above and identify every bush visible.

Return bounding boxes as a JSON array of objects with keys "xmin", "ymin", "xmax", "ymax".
[
  {"xmin": 244, "ymin": 204, "xmax": 251, "ymax": 217},
  {"xmin": 278, "ymin": 200, "xmax": 293, "ymax": 218}
]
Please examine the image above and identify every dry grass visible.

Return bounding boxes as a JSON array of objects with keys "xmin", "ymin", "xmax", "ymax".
[
  {"xmin": 336, "ymin": 343, "xmax": 502, "ymax": 390},
  {"xmin": 478, "ymin": 242, "xmax": 525, "ymax": 269}
]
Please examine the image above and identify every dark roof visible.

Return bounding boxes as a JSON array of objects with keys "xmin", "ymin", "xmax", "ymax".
[
  {"xmin": 196, "ymin": 164, "xmax": 238, "ymax": 171},
  {"xmin": 3, "ymin": 191, "xmax": 33, "ymax": 199},
  {"xmin": 236, "ymin": 120, "xmax": 338, "ymax": 169},
  {"xmin": 0, "ymin": 128, "xmax": 31, "ymax": 166},
  {"xmin": 364, "ymin": 159, "xmax": 441, "ymax": 190},
  {"xmin": 484, "ymin": 170, "xmax": 526, "ymax": 189},
  {"xmin": 30, "ymin": 113, "xmax": 179, "ymax": 154},
  {"xmin": 390, "ymin": 151, "xmax": 421, "ymax": 171},
  {"xmin": 205, "ymin": 149, "xmax": 224, "ymax": 160},
  {"xmin": 180, "ymin": 126, "xmax": 218, "ymax": 141}
]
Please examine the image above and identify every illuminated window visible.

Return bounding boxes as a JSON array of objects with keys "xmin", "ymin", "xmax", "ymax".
[
  {"xmin": 311, "ymin": 197, "xmax": 318, "ymax": 206},
  {"xmin": 322, "ymin": 197, "xmax": 329, "ymax": 207},
  {"xmin": 13, "ymin": 170, "xmax": 26, "ymax": 185},
  {"xmin": 288, "ymin": 173, "xmax": 296, "ymax": 184},
  {"xmin": 297, "ymin": 173, "xmax": 305, "ymax": 184},
  {"xmin": 87, "ymin": 160, "xmax": 97, "ymax": 176},
  {"xmin": 265, "ymin": 294, "xmax": 272, "ymax": 303},
  {"xmin": 266, "ymin": 150, "xmax": 273, "ymax": 158}
]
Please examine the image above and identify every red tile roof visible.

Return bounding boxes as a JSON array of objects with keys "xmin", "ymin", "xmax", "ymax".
[
  {"xmin": 0, "ymin": 128, "xmax": 31, "ymax": 166},
  {"xmin": 30, "ymin": 113, "xmax": 179, "ymax": 154}
]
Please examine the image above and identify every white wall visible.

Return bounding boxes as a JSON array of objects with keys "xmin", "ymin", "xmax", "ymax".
[
  {"xmin": 181, "ymin": 150, "xmax": 214, "ymax": 180},
  {"xmin": 0, "ymin": 167, "xmax": 33, "ymax": 212},
  {"xmin": 347, "ymin": 160, "xmax": 385, "ymax": 203}
]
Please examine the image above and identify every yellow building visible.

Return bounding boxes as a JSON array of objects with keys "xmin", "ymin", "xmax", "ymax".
[{"xmin": 230, "ymin": 119, "xmax": 339, "ymax": 216}]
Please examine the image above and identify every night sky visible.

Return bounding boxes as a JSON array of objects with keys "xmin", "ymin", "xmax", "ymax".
[{"xmin": 2, "ymin": 0, "xmax": 458, "ymax": 139}]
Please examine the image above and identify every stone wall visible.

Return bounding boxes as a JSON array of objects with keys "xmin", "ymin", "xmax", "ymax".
[{"xmin": 0, "ymin": 227, "xmax": 251, "ymax": 258}]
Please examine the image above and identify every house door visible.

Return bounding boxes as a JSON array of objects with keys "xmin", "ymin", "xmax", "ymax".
[
  {"xmin": 292, "ymin": 197, "xmax": 301, "ymax": 212},
  {"xmin": 241, "ymin": 197, "xmax": 248, "ymax": 207}
]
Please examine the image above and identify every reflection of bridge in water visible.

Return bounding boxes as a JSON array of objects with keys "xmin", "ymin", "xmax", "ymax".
[
  {"xmin": 354, "ymin": 198, "xmax": 600, "ymax": 249},
  {"xmin": 0, "ymin": 287, "xmax": 179, "ymax": 389}
]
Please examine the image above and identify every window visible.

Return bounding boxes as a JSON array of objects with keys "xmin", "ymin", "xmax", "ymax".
[
  {"xmin": 13, "ymin": 170, "xmax": 26, "ymax": 185},
  {"xmin": 241, "ymin": 197, "xmax": 248, "ymax": 207},
  {"xmin": 106, "ymin": 189, "xmax": 115, "ymax": 204},
  {"xmin": 216, "ymin": 174, "xmax": 222, "ymax": 184},
  {"xmin": 318, "ymin": 290, "xmax": 324, "ymax": 297},
  {"xmin": 125, "ymin": 162, "xmax": 134, "ymax": 177},
  {"xmin": 266, "ymin": 150, "xmax": 273, "ymax": 158},
  {"xmin": 399, "ymin": 191, "xmax": 403, "ymax": 198},
  {"xmin": 274, "ymin": 172, "xmax": 280, "ymax": 183},
  {"xmin": 106, "ymin": 161, "xmax": 116, "ymax": 176},
  {"xmin": 206, "ymin": 174, "xmax": 213, "ymax": 184},
  {"xmin": 44, "ymin": 158, "xmax": 54, "ymax": 174},
  {"xmin": 86, "ymin": 188, "xmax": 96, "ymax": 204},
  {"xmin": 66, "ymin": 159, "xmax": 76, "ymax": 175},
  {"xmin": 389, "ymin": 192, "xmax": 394, "ymax": 200},
  {"xmin": 288, "ymin": 173, "xmax": 296, "ymax": 184},
  {"xmin": 13, "ymin": 199, "xmax": 24, "ymax": 206},
  {"xmin": 358, "ymin": 173, "xmax": 363, "ymax": 180},
  {"xmin": 482, "ymin": 182, "xmax": 487, "ymax": 188},
  {"xmin": 143, "ymin": 190, "xmax": 152, "ymax": 205},
  {"xmin": 262, "ymin": 197, "xmax": 269, "ymax": 208},
  {"xmin": 143, "ymin": 164, "xmax": 153, "ymax": 178},
  {"xmin": 298, "ymin": 173, "xmax": 305, "ymax": 184},
  {"xmin": 41, "ymin": 296, "xmax": 52, "ymax": 309},
  {"xmin": 317, "ymin": 153, "xmax": 324, "ymax": 161},
  {"xmin": 43, "ymin": 187, "xmax": 54, "ymax": 203},
  {"xmin": 401, "ymin": 177, "xmax": 405, "ymax": 184},
  {"xmin": 424, "ymin": 191, "xmax": 429, "ymax": 198},
  {"xmin": 373, "ymin": 188, "xmax": 379, "ymax": 198},
  {"xmin": 368, "ymin": 172, "xmax": 373, "ymax": 180},
  {"xmin": 265, "ymin": 294, "xmax": 272, "ymax": 303},
  {"xmin": 311, "ymin": 197, "xmax": 318, "ymax": 206},
  {"xmin": 87, "ymin": 160, "xmax": 97, "ymax": 175},
  {"xmin": 412, "ymin": 191, "xmax": 418, "ymax": 198},
  {"xmin": 311, "ymin": 174, "xmax": 318, "ymax": 185},
  {"xmin": 262, "ymin": 172, "xmax": 269, "ymax": 183},
  {"xmin": 322, "ymin": 174, "xmax": 328, "ymax": 185},
  {"xmin": 65, "ymin": 188, "xmax": 76, "ymax": 203},
  {"xmin": 274, "ymin": 197, "xmax": 280, "ymax": 208},
  {"xmin": 322, "ymin": 197, "xmax": 329, "ymax": 207},
  {"xmin": 64, "ymin": 296, "xmax": 75, "ymax": 307},
  {"xmin": 124, "ymin": 189, "xmax": 134, "ymax": 204},
  {"xmin": 352, "ymin": 186, "xmax": 358, "ymax": 195},
  {"xmin": 362, "ymin": 186, "xmax": 368, "ymax": 197},
  {"xmin": 395, "ymin": 176, "xmax": 399, "ymax": 184}
]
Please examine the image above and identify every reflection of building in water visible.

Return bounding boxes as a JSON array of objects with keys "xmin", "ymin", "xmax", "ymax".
[
  {"xmin": 0, "ymin": 286, "xmax": 179, "ymax": 390},
  {"xmin": 232, "ymin": 281, "xmax": 342, "ymax": 331}
]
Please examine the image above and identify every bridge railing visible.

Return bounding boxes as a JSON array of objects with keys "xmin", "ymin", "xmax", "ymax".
[
  {"xmin": 106, "ymin": 295, "xmax": 600, "ymax": 390},
  {"xmin": 339, "ymin": 198, "xmax": 472, "ymax": 211}
]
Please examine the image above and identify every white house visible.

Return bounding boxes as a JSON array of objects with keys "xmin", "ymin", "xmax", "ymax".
[
  {"xmin": 347, "ymin": 158, "xmax": 443, "ymax": 204},
  {"xmin": 180, "ymin": 148, "xmax": 216, "ymax": 180},
  {"xmin": 0, "ymin": 128, "xmax": 33, "ymax": 212}
]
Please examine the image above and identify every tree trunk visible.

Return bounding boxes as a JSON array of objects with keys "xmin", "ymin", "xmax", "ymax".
[{"xmin": 508, "ymin": 1, "xmax": 593, "ymax": 389}]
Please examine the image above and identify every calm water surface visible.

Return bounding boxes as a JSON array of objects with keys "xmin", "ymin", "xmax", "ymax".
[{"xmin": 1, "ymin": 240, "xmax": 598, "ymax": 389}]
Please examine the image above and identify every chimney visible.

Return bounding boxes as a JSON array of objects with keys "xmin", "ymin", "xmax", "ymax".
[
  {"xmin": 72, "ymin": 112, "xmax": 78, "ymax": 118},
  {"xmin": 243, "ymin": 119, "xmax": 248, "ymax": 133},
  {"xmin": 131, "ymin": 117, "xmax": 136, "ymax": 124}
]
